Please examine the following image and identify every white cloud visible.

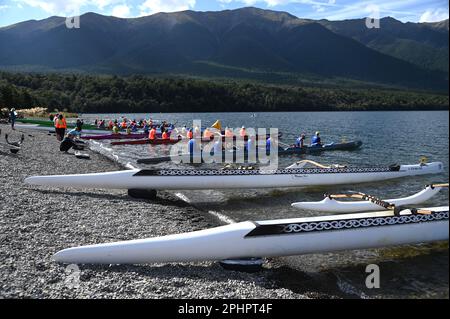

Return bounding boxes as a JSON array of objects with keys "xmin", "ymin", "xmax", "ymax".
[
  {"xmin": 14, "ymin": 0, "xmax": 124, "ymax": 15},
  {"xmin": 0, "ymin": 5, "xmax": 10, "ymax": 11},
  {"xmin": 419, "ymin": 8, "xmax": 449, "ymax": 22},
  {"xmin": 139, "ymin": 0, "xmax": 196, "ymax": 15},
  {"xmin": 15, "ymin": 0, "xmax": 89, "ymax": 14},
  {"xmin": 112, "ymin": 4, "xmax": 131, "ymax": 17}
]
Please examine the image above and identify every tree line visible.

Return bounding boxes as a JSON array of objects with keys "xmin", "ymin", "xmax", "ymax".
[{"xmin": 0, "ymin": 71, "xmax": 448, "ymax": 114}]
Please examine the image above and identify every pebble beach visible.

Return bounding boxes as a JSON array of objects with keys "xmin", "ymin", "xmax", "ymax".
[{"xmin": 0, "ymin": 124, "xmax": 347, "ymax": 299}]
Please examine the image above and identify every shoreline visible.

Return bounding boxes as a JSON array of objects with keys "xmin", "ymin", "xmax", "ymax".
[{"xmin": 0, "ymin": 124, "xmax": 345, "ymax": 299}]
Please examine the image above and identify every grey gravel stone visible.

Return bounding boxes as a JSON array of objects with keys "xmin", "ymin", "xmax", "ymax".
[{"xmin": 0, "ymin": 124, "xmax": 340, "ymax": 299}]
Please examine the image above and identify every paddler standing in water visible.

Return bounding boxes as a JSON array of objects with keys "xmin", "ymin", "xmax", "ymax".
[{"xmin": 311, "ymin": 131, "xmax": 322, "ymax": 146}]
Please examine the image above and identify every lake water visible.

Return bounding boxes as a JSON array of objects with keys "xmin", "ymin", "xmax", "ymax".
[{"xmin": 84, "ymin": 111, "xmax": 449, "ymax": 298}]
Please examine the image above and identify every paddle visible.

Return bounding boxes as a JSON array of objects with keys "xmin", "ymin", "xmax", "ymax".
[{"xmin": 431, "ymin": 183, "xmax": 449, "ymax": 188}]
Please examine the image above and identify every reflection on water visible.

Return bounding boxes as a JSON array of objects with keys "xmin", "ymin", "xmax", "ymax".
[{"xmin": 86, "ymin": 111, "xmax": 449, "ymax": 298}]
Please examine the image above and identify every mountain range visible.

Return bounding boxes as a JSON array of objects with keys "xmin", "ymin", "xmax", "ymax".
[{"xmin": 0, "ymin": 7, "xmax": 448, "ymax": 91}]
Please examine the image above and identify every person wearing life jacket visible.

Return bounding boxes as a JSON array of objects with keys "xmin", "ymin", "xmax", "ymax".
[
  {"xmin": 149, "ymin": 127, "xmax": 157, "ymax": 140},
  {"xmin": 188, "ymin": 137, "xmax": 199, "ymax": 155},
  {"xmin": 193, "ymin": 126, "xmax": 201, "ymax": 139},
  {"xmin": 296, "ymin": 134, "xmax": 306, "ymax": 148},
  {"xmin": 159, "ymin": 126, "xmax": 168, "ymax": 140},
  {"xmin": 112, "ymin": 123, "xmax": 120, "ymax": 134},
  {"xmin": 187, "ymin": 129, "xmax": 193, "ymax": 139},
  {"xmin": 55, "ymin": 114, "xmax": 67, "ymax": 141},
  {"xmin": 224, "ymin": 127, "xmax": 234, "ymax": 139},
  {"xmin": 203, "ymin": 128, "xmax": 214, "ymax": 140},
  {"xmin": 121, "ymin": 120, "xmax": 127, "ymax": 129},
  {"xmin": 108, "ymin": 120, "xmax": 114, "ymax": 130},
  {"xmin": 240, "ymin": 126, "xmax": 247, "ymax": 138},
  {"xmin": 53, "ymin": 113, "xmax": 59, "ymax": 127},
  {"xmin": 311, "ymin": 131, "xmax": 322, "ymax": 146},
  {"xmin": 130, "ymin": 123, "xmax": 138, "ymax": 133}
]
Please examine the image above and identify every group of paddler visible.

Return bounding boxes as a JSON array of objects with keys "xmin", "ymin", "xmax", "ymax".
[{"xmin": 96, "ymin": 118, "xmax": 175, "ymax": 135}]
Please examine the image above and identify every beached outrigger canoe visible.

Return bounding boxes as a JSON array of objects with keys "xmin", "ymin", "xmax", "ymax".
[
  {"xmin": 24, "ymin": 161, "xmax": 444, "ymax": 190},
  {"xmin": 292, "ymin": 184, "xmax": 449, "ymax": 213},
  {"xmin": 53, "ymin": 206, "xmax": 449, "ymax": 264}
]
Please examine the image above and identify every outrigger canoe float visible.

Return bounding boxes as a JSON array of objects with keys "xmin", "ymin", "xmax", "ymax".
[
  {"xmin": 53, "ymin": 206, "xmax": 449, "ymax": 264},
  {"xmin": 136, "ymin": 140, "xmax": 363, "ymax": 165},
  {"xmin": 292, "ymin": 183, "xmax": 449, "ymax": 213},
  {"xmin": 25, "ymin": 161, "xmax": 444, "ymax": 190}
]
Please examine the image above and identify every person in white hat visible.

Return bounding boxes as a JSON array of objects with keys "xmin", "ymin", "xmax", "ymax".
[{"xmin": 311, "ymin": 131, "xmax": 322, "ymax": 146}]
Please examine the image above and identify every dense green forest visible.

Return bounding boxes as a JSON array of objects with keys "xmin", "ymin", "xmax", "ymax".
[{"xmin": 0, "ymin": 72, "xmax": 448, "ymax": 114}]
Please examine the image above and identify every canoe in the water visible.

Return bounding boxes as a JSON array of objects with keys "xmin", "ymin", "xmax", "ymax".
[
  {"xmin": 24, "ymin": 162, "xmax": 444, "ymax": 190},
  {"xmin": 292, "ymin": 185, "xmax": 446, "ymax": 213},
  {"xmin": 53, "ymin": 206, "xmax": 449, "ymax": 264},
  {"xmin": 111, "ymin": 138, "xmax": 181, "ymax": 146},
  {"xmin": 81, "ymin": 133, "xmax": 149, "ymax": 140},
  {"xmin": 280, "ymin": 140, "xmax": 363, "ymax": 155},
  {"xmin": 136, "ymin": 140, "xmax": 363, "ymax": 165}
]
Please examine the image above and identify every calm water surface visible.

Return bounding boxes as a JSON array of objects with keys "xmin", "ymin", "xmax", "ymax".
[{"xmin": 84, "ymin": 111, "xmax": 449, "ymax": 298}]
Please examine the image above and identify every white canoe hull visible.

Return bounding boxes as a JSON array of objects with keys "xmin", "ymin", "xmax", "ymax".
[
  {"xmin": 292, "ymin": 185, "xmax": 444, "ymax": 213},
  {"xmin": 54, "ymin": 207, "xmax": 449, "ymax": 264},
  {"xmin": 25, "ymin": 162, "xmax": 444, "ymax": 190}
]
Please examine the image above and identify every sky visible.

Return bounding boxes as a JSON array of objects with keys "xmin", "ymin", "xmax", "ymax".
[{"xmin": 0, "ymin": 0, "xmax": 448, "ymax": 27}]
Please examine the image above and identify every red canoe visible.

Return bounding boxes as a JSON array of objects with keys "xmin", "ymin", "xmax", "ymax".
[{"xmin": 111, "ymin": 138, "xmax": 181, "ymax": 146}]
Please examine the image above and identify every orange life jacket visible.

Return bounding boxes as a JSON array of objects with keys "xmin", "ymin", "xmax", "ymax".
[
  {"xmin": 203, "ymin": 129, "xmax": 213, "ymax": 139},
  {"xmin": 149, "ymin": 128, "xmax": 157, "ymax": 140},
  {"xmin": 55, "ymin": 118, "xmax": 67, "ymax": 129},
  {"xmin": 162, "ymin": 132, "xmax": 169, "ymax": 140},
  {"xmin": 187, "ymin": 131, "xmax": 193, "ymax": 139}
]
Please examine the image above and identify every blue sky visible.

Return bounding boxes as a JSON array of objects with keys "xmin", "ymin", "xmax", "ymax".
[{"xmin": 0, "ymin": 0, "xmax": 448, "ymax": 27}]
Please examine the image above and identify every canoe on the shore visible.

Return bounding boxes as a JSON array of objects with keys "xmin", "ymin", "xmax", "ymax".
[
  {"xmin": 24, "ymin": 162, "xmax": 444, "ymax": 190},
  {"xmin": 292, "ymin": 184, "xmax": 448, "ymax": 213},
  {"xmin": 111, "ymin": 138, "xmax": 181, "ymax": 146},
  {"xmin": 53, "ymin": 206, "xmax": 449, "ymax": 264}
]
